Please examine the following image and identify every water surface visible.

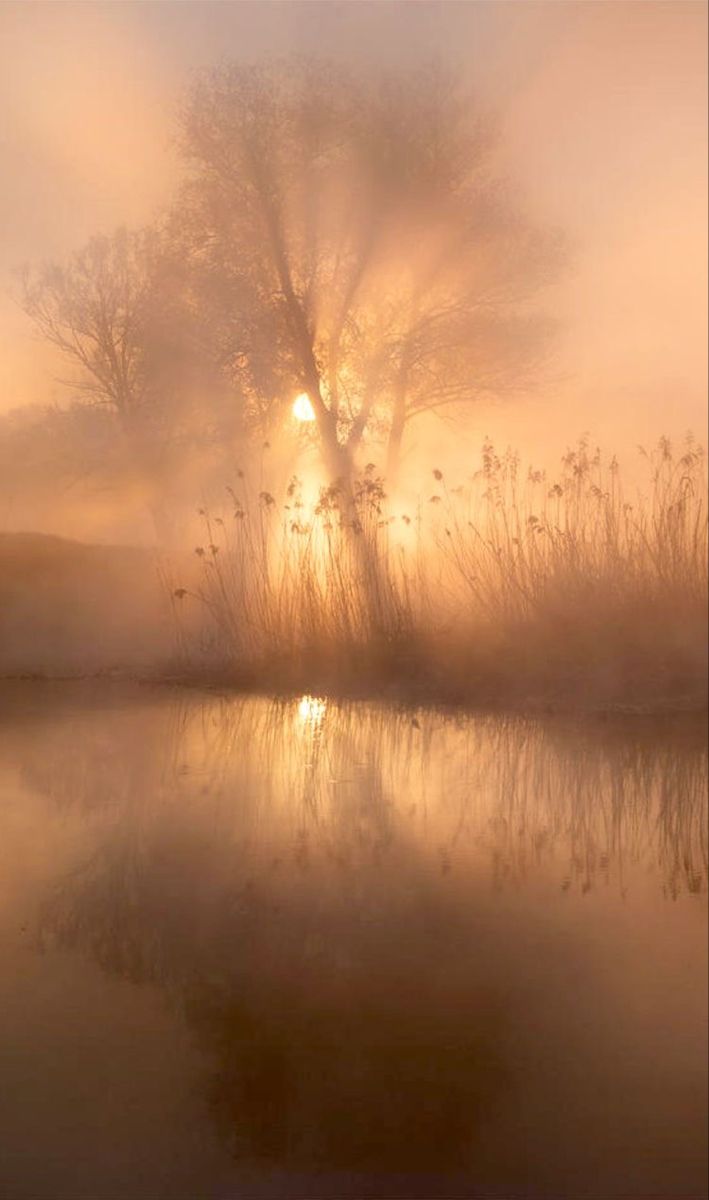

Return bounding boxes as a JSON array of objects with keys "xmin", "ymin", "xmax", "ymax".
[{"xmin": 0, "ymin": 683, "xmax": 706, "ymax": 1199}]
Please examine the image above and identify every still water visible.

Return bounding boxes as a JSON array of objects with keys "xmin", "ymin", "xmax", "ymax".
[{"xmin": 0, "ymin": 683, "xmax": 706, "ymax": 1199}]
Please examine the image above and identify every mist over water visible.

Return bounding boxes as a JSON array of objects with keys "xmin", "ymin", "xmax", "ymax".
[
  {"xmin": 0, "ymin": 685, "xmax": 706, "ymax": 1198},
  {"xmin": 0, "ymin": 6, "xmax": 706, "ymax": 1196}
]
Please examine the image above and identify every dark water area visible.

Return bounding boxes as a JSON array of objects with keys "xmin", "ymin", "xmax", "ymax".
[{"xmin": 0, "ymin": 682, "xmax": 706, "ymax": 1200}]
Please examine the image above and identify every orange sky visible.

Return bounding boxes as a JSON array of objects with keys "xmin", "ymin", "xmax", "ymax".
[{"xmin": 0, "ymin": 1, "xmax": 706, "ymax": 455}]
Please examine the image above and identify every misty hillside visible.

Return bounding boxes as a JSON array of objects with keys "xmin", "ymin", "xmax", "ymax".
[{"xmin": 0, "ymin": 533, "xmax": 171, "ymax": 676}]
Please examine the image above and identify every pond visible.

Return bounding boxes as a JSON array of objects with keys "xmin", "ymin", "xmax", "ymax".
[{"xmin": 0, "ymin": 682, "xmax": 706, "ymax": 1199}]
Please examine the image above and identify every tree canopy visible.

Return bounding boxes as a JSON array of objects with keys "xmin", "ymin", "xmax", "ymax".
[
  {"xmin": 176, "ymin": 59, "xmax": 562, "ymax": 481},
  {"xmin": 19, "ymin": 58, "xmax": 563, "ymax": 526}
]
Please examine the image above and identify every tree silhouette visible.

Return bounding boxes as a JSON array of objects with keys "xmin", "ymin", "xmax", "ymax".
[
  {"xmin": 19, "ymin": 227, "xmax": 223, "ymax": 542},
  {"xmin": 178, "ymin": 60, "xmax": 561, "ymax": 485}
]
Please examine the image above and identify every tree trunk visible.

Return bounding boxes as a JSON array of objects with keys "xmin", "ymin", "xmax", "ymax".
[
  {"xmin": 386, "ymin": 403, "xmax": 406, "ymax": 488},
  {"xmin": 386, "ymin": 341, "xmax": 412, "ymax": 487},
  {"xmin": 255, "ymin": 180, "xmax": 392, "ymax": 633},
  {"xmin": 385, "ymin": 300, "xmax": 419, "ymax": 489}
]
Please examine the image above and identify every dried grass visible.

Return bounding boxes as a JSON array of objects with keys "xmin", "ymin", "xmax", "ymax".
[{"xmin": 171, "ymin": 437, "xmax": 707, "ymax": 710}]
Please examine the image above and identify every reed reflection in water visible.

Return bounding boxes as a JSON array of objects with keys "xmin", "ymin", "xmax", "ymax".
[{"xmin": 0, "ymin": 683, "xmax": 706, "ymax": 1199}]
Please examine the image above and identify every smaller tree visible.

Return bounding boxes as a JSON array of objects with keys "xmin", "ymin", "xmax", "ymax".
[
  {"xmin": 20, "ymin": 227, "xmax": 206, "ymax": 542},
  {"xmin": 22, "ymin": 229, "xmax": 161, "ymax": 426}
]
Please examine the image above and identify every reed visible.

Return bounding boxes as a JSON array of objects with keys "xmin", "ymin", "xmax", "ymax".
[{"xmin": 172, "ymin": 436, "xmax": 707, "ymax": 710}]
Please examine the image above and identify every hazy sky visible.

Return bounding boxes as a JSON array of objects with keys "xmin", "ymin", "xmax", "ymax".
[{"xmin": 0, "ymin": 0, "xmax": 706, "ymax": 452}]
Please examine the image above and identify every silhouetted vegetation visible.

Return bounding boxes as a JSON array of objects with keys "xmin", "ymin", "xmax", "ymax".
[
  {"xmin": 171, "ymin": 437, "xmax": 707, "ymax": 711},
  {"xmin": 16, "ymin": 59, "xmax": 559, "ymax": 534},
  {"xmin": 1, "ymin": 15, "xmax": 706, "ymax": 1200},
  {"xmin": 5, "ymin": 58, "xmax": 705, "ymax": 714}
]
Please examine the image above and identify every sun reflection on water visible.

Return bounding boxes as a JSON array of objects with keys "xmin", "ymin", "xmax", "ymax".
[{"xmin": 297, "ymin": 694, "xmax": 327, "ymax": 730}]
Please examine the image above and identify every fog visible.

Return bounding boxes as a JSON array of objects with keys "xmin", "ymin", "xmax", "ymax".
[
  {"xmin": 0, "ymin": 1, "xmax": 706, "ymax": 704},
  {"xmin": 0, "ymin": 11, "xmax": 706, "ymax": 1193},
  {"xmin": 1, "ymin": 1, "xmax": 705, "ymax": 438}
]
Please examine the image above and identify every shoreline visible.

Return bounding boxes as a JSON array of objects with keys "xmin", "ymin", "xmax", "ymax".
[{"xmin": 0, "ymin": 667, "xmax": 705, "ymax": 722}]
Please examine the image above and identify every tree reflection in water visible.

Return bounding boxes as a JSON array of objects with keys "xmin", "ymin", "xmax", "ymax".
[{"xmin": 12, "ymin": 687, "xmax": 706, "ymax": 1176}]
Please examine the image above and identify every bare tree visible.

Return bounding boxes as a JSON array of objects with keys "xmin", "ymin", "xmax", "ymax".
[
  {"xmin": 22, "ymin": 229, "xmax": 161, "ymax": 422},
  {"xmin": 19, "ymin": 227, "xmax": 218, "ymax": 542},
  {"xmin": 178, "ymin": 60, "xmax": 562, "ymax": 487}
]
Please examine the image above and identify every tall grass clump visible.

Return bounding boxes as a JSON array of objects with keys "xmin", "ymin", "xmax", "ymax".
[
  {"xmin": 170, "ymin": 437, "xmax": 707, "ymax": 710},
  {"xmin": 170, "ymin": 467, "xmax": 413, "ymax": 685}
]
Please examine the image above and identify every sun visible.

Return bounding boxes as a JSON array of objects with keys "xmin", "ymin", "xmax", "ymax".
[{"xmin": 293, "ymin": 392, "xmax": 316, "ymax": 422}]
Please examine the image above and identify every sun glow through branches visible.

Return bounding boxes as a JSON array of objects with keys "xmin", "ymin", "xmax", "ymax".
[{"xmin": 293, "ymin": 392, "xmax": 316, "ymax": 422}]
